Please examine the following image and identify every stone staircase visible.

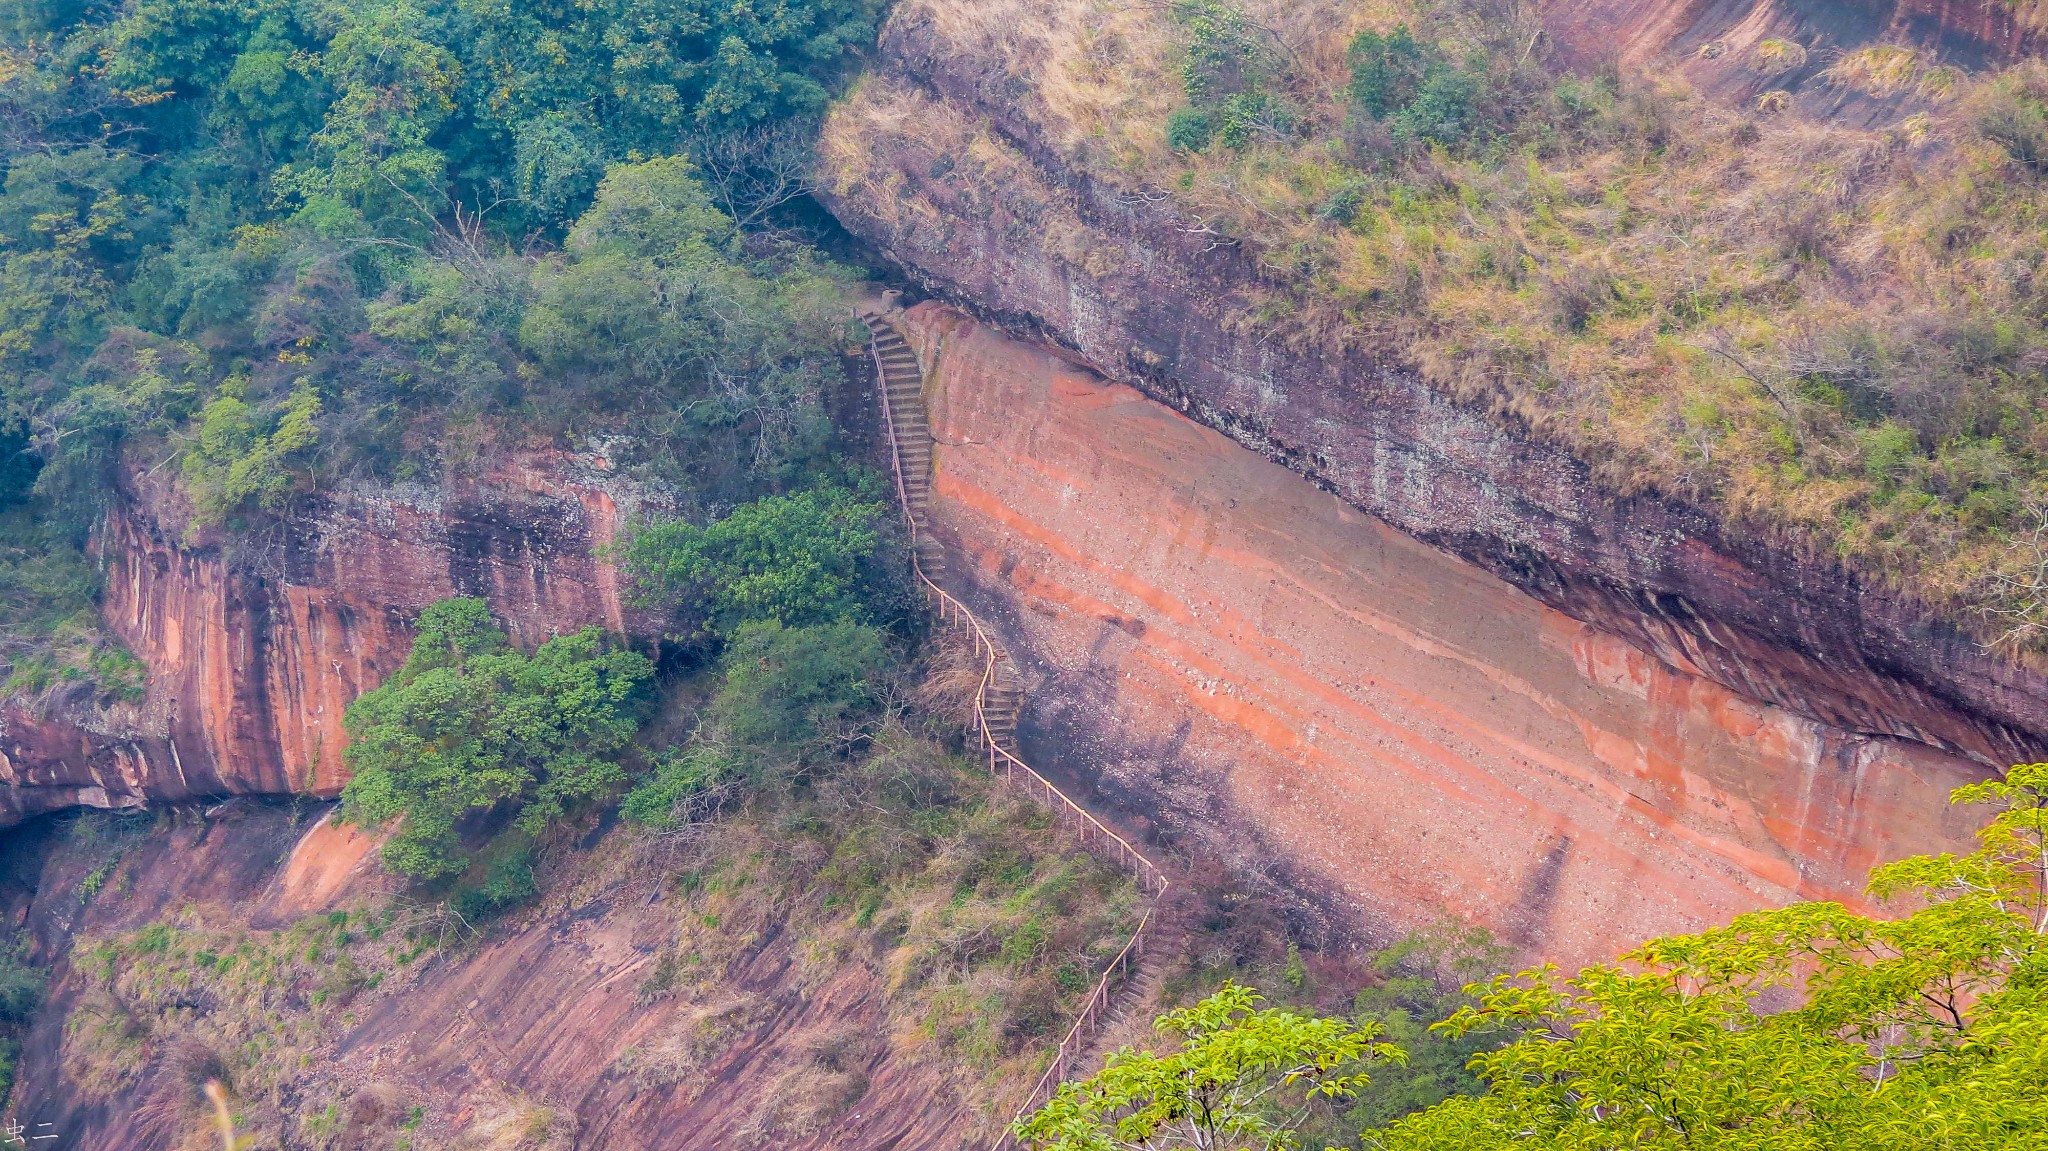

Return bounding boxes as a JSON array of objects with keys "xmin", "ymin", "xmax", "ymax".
[
  {"xmin": 856, "ymin": 302, "xmax": 1170, "ymax": 1147},
  {"xmin": 859, "ymin": 305, "xmax": 950, "ymax": 583}
]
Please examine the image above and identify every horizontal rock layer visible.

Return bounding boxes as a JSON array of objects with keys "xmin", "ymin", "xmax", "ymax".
[
  {"xmin": 0, "ymin": 451, "xmax": 659, "ymax": 826},
  {"xmin": 816, "ymin": 15, "xmax": 2048, "ymax": 771},
  {"xmin": 900, "ymin": 301, "xmax": 1989, "ymax": 967}
]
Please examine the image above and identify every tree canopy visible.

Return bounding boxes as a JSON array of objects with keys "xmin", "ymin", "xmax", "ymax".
[
  {"xmin": 1021, "ymin": 764, "xmax": 2048, "ymax": 1150},
  {"xmin": 340, "ymin": 597, "xmax": 654, "ymax": 880},
  {"xmin": 0, "ymin": 0, "xmax": 875, "ymax": 695}
]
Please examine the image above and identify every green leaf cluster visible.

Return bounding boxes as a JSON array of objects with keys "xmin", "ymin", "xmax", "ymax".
[
  {"xmin": 1017, "ymin": 981, "xmax": 1402, "ymax": 1151},
  {"xmin": 1023, "ymin": 766, "xmax": 2048, "ymax": 1149},
  {"xmin": 340, "ymin": 597, "xmax": 653, "ymax": 880},
  {"xmin": 1346, "ymin": 25, "xmax": 1478, "ymax": 146},
  {"xmin": 623, "ymin": 480, "xmax": 888, "ymax": 638},
  {"xmin": 1165, "ymin": 0, "xmax": 1295, "ymax": 151},
  {"xmin": 1375, "ymin": 765, "xmax": 2048, "ymax": 1150}
]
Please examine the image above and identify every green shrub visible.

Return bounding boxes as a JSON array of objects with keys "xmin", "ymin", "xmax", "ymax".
[
  {"xmin": 1166, "ymin": 107, "xmax": 1216, "ymax": 152},
  {"xmin": 623, "ymin": 482, "xmax": 887, "ymax": 638},
  {"xmin": 341, "ymin": 597, "xmax": 653, "ymax": 880},
  {"xmin": 1169, "ymin": 0, "xmax": 1291, "ymax": 150},
  {"xmin": 1347, "ymin": 24, "xmax": 1478, "ymax": 146},
  {"xmin": 450, "ymin": 846, "xmax": 538, "ymax": 922},
  {"xmin": 1348, "ymin": 25, "xmax": 1431, "ymax": 118},
  {"xmin": 712, "ymin": 619, "xmax": 888, "ymax": 756},
  {"xmin": 622, "ymin": 743, "xmax": 736, "ymax": 828}
]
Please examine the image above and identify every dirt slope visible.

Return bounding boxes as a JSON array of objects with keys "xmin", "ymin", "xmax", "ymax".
[{"xmin": 3, "ymin": 804, "xmax": 991, "ymax": 1151}]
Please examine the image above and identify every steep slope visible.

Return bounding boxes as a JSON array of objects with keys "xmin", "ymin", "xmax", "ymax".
[
  {"xmin": 891, "ymin": 300, "xmax": 1988, "ymax": 967},
  {"xmin": 815, "ymin": 0, "xmax": 2048, "ymax": 772},
  {"xmin": 6, "ymin": 762, "xmax": 1131, "ymax": 1150},
  {"xmin": 0, "ymin": 448, "xmax": 664, "ymax": 827}
]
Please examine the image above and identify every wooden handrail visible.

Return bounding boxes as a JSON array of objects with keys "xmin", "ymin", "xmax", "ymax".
[{"xmin": 858, "ymin": 308, "xmax": 1169, "ymax": 1146}]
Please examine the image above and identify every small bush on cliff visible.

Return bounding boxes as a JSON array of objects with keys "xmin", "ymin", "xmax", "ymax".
[
  {"xmin": 623, "ymin": 481, "xmax": 890, "ymax": 640},
  {"xmin": 1019, "ymin": 765, "xmax": 2048, "ymax": 1149},
  {"xmin": 341, "ymin": 597, "xmax": 654, "ymax": 880}
]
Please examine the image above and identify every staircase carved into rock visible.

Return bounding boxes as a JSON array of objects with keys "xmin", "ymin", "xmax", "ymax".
[{"xmin": 857, "ymin": 303, "xmax": 1169, "ymax": 1147}]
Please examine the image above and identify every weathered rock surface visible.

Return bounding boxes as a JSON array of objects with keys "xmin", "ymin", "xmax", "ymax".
[
  {"xmin": 815, "ymin": 10, "xmax": 2048, "ymax": 772},
  {"xmin": 899, "ymin": 301, "xmax": 1990, "ymax": 967},
  {"xmin": 0, "ymin": 804, "xmax": 981, "ymax": 1151},
  {"xmin": 1543, "ymin": 0, "xmax": 2047, "ymax": 118},
  {"xmin": 0, "ymin": 450, "xmax": 662, "ymax": 827}
]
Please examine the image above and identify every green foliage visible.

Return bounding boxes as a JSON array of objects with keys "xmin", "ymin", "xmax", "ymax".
[
  {"xmin": 181, "ymin": 374, "xmax": 319, "ymax": 526},
  {"xmin": 623, "ymin": 481, "xmax": 888, "ymax": 637},
  {"xmin": 1167, "ymin": 0, "xmax": 1291, "ymax": 150},
  {"xmin": 621, "ymin": 742, "xmax": 735, "ymax": 829},
  {"xmin": 1372, "ymin": 764, "xmax": 2048, "ymax": 1150},
  {"xmin": 1165, "ymin": 106, "xmax": 1216, "ymax": 153},
  {"xmin": 1016, "ymin": 982, "xmax": 1402, "ymax": 1151},
  {"xmin": 1026, "ymin": 768, "xmax": 2048, "ymax": 1148},
  {"xmin": 449, "ymin": 842, "xmax": 538, "ymax": 922},
  {"xmin": 340, "ymin": 597, "xmax": 653, "ymax": 880},
  {"xmin": 712, "ymin": 618, "xmax": 887, "ymax": 755},
  {"xmin": 1346, "ymin": 24, "xmax": 1477, "ymax": 146},
  {"xmin": 1341, "ymin": 929, "xmax": 1507, "ymax": 1131},
  {"xmin": 1347, "ymin": 26, "xmax": 1430, "ymax": 119},
  {"xmin": 0, "ymin": 930, "xmax": 45, "ymax": 1103},
  {"xmin": 0, "ymin": 0, "xmax": 876, "ymax": 634}
]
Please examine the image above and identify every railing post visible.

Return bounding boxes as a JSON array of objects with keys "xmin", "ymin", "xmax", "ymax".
[{"xmin": 863, "ymin": 310, "xmax": 1177, "ymax": 1151}]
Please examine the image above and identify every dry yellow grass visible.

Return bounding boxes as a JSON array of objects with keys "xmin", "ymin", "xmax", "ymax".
[{"xmin": 823, "ymin": 0, "xmax": 2048, "ymax": 649}]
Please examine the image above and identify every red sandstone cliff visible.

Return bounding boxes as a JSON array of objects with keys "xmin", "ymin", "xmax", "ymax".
[
  {"xmin": 815, "ymin": 4, "xmax": 2048, "ymax": 775},
  {"xmin": 0, "ymin": 448, "xmax": 665, "ymax": 827},
  {"xmin": 897, "ymin": 301, "xmax": 1991, "ymax": 968}
]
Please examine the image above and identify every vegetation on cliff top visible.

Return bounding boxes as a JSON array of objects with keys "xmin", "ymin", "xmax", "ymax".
[
  {"xmin": 0, "ymin": 0, "xmax": 886, "ymax": 696},
  {"xmin": 828, "ymin": 0, "xmax": 2048, "ymax": 653},
  {"xmin": 1021, "ymin": 764, "xmax": 2048, "ymax": 1150}
]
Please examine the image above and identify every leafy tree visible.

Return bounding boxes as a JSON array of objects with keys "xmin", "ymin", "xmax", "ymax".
[
  {"xmin": 1347, "ymin": 25, "xmax": 1429, "ymax": 118},
  {"xmin": 1167, "ymin": 0, "xmax": 1292, "ymax": 151},
  {"xmin": 1374, "ymin": 764, "xmax": 2048, "ymax": 1150},
  {"xmin": 181, "ymin": 374, "xmax": 319, "ymax": 526},
  {"xmin": 1016, "ymin": 982, "xmax": 1401, "ymax": 1150},
  {"xmin": 711, "ymin": 617, "xmax": 887, "ymax": 755},
  {"xmin": 1347, "ymin": 25, "xmax": 1476, "ymax": 147},
  {"xmin": 1026, "ymin": 768, "xmax": 2048, "ymax": 1149},
  {"xmin": 340, "ymin": 597, "xmax": 653, "ymax": 880},
  {"xmin": 623, "ymin": 481, "xmax": 886, "ymax": 637}
]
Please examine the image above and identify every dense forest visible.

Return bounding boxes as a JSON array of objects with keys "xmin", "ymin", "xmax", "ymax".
[{"xmin": 0, "ymin": 0, "xmax": 884, "ymax": 693}]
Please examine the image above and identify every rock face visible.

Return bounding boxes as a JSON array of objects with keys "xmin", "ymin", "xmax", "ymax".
[
  {"xmin": 0, "ymin": 450, "xmax": 662, "ymax": 827},
  {"xmin": 2, "ymin": 803, "xmax": 982, "ymax": 1151},
  {"xmin": 898, "ymin": 301, "xmax": 1990, "ymax": 967},
  {"xmin": 815, "ymin": 7, "xmax": 2048, "ymax": 773},
  {"xmin": 1543, "ymin": 0, "xmax": 2047, "ymax": 116}
]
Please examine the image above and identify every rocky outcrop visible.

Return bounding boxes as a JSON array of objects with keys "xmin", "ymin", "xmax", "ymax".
[
  {"xmin": 815, "ymin": 8, "xmax": 2048, "ymax": 774},
  {"xmin": 896, "ymin": 300, "xmax": 1991, "ymax": 967},
  {"xmin": 3, "ymin": 802, "xmax": 984, "ymax": 1151},
  {"xmin": 0, "ymin": 449, "xmax": 665, "ymax": 827},
  {"xmin": 1545, "ymin": 0, "xmax": 2047, "ymax": 106}
]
